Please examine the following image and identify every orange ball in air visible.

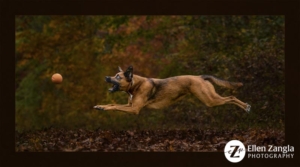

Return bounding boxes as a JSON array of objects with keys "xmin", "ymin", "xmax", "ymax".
[{"xmin": 51, "ymin": 73, "xmax": 63, "ymax": 84}]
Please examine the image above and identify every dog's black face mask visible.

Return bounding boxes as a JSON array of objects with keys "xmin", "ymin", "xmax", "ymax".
[
  {"xmin": 105, "ymin": 66, "xmax": 133, "ymax": 93},
  {"xmin": 105, "ymin": 76, "xmax": 120, "ymax": 92}
]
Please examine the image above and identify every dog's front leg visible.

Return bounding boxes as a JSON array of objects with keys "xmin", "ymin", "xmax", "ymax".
[
  {"xmin": 95, "ymin": 95, "xmax": 133, "ymax": 108},
  {"xmin": 94, "ymin": 104, "xmax": 129, "ymax": 110},
  {"xmin": 94, "ymin": 105, "xmax": 140, "ymax": 115},
  {"xmin": 94, "ymin": 94, "xmax": 146, "ymax": 115},
  {"xmin": 99, "ymin": 104, "xmax": 130, "ymax": 107}
]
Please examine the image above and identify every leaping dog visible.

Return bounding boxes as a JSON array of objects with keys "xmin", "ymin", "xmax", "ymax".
[{"xmin": 94, "ymin": 66, "xmax": 251, "ymax": 114}]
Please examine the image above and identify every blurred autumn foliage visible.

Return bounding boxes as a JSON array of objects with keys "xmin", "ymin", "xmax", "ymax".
[{"xmin": 15, "ymin": 15, "xmax": 284, "ymax": 133}]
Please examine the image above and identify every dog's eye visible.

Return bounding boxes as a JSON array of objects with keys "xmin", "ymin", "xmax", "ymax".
[{"xmin": 116, "ymin": 75, "xmax": 121, "ymax": 80}]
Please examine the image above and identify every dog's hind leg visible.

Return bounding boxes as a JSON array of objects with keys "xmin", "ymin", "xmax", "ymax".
[
  {"xmin": 222, "ymin": 96, "xmax": 251, "ymax": 113},
  {"xmin": 191, "ymin": 80, "xmax": 250, "ymax": 113}
]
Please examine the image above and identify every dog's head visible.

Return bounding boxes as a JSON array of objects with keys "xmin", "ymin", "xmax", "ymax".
[{"xmin": 105, "ymin": 66, "xmax": 133, "ymax": 93}]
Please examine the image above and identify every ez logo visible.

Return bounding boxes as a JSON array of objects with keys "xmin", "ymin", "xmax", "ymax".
[{"xmin": 224, "ymin": 140, "xmax": 246, "ymax": 163}]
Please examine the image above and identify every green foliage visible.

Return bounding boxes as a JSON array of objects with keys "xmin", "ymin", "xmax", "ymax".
[{"xmin": 15, "ymin": 15, "xmax": 284, "ymax": 132}]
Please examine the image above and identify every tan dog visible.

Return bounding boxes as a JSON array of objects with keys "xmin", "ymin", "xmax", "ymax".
[{"xmin": 94, "ymin": 66, "xmax": 251, "ymax": 114}]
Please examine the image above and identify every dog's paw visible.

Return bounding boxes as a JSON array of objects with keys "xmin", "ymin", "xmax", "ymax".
[
  {"xmin": 94, "ymin": 105, "xmax": 104, "ymax": 110},
  {"xmin": 245, "ymin": 103, "xmax": 251, "ymax": 113}
]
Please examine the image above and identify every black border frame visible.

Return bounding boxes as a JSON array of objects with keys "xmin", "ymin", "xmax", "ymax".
[{"xmin": 1, "ymin": 0, "xmax": 299, "ymax": 167}]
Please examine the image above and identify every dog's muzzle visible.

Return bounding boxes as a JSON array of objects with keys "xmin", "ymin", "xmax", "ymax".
[{"xmin": 105, "ymin": 76, "xmax": 119, "ymax": 92}]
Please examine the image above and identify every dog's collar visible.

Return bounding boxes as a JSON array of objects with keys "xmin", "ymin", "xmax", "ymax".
[
  {"xmin": 128, "ymin": 93, "xmax": 133, "ymax": 101},
  {"xmin": 126, "ymin": 79, "xmax": 134, "ymax": 100}
]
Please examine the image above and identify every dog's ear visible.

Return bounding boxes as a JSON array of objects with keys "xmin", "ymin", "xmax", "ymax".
[
  {"xmin": 118, "ymin": 66, "xmax": 123, "ymax": 72},
  {"xmin": 124, "ymin": 66, "xmax": 133, "ymax": 82}
]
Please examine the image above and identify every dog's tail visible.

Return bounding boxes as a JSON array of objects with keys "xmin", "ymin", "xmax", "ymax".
[{"xmin": 201, "ymin": 75, "xmax": 243, "ymax": 89}]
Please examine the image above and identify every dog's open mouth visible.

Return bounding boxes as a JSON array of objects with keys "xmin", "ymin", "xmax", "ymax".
[
  {"xmin": 105, "ymin": 76, "xmax": 120, "ymax": 92},
  {"xmin": 108, "ymin": 84, "xmax": 119, "ymax": 92}
]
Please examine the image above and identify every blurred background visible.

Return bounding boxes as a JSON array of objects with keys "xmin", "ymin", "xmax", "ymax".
[{"xmin": 15, "ymin": 15, "xmax": 284, "ymax": 132}]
